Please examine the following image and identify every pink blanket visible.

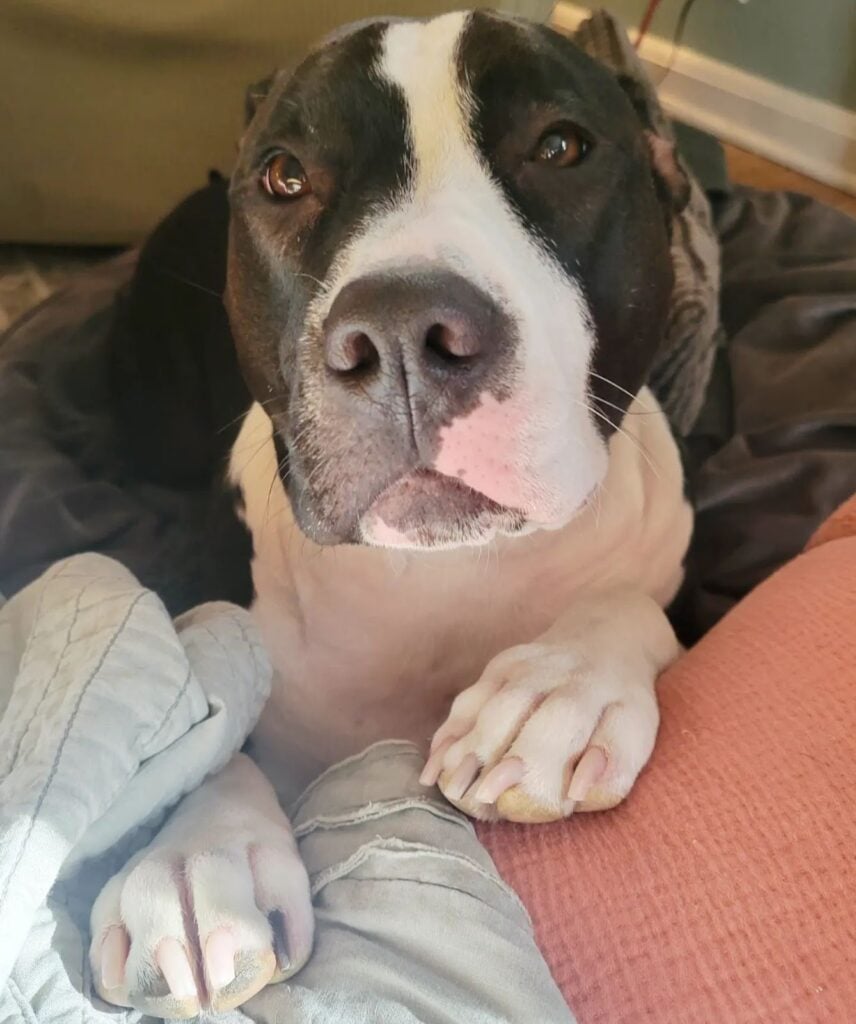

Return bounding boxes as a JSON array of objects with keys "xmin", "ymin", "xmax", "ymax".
[{"xmin": 479, "ymin": 494, "xmax": 856, "ymax": 1023}]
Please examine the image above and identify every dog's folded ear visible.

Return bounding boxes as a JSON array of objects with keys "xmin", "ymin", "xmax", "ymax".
[
  {"xmin": 571, "ymin": 9, "xmax": 690, "ymax": 217},
  {"xmin": 613, "ymin": 72, "xmax": 690, "ymax": 216},
  {"xmin": 245, "ymin": 73, "xmax": 276, "ymax": 126},
  {"xmin": 643, "ymin": 129, "xmax": 691, "ymax": 215}
]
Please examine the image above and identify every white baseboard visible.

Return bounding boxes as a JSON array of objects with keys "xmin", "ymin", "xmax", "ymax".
[{"xmin": 552, "ymin": 2, "xmax": 856, "ymax": 196}]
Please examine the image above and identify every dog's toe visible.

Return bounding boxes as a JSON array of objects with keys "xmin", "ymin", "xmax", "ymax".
[
  {"xmin": 90, "ymin": 836, "xmax": 313, "ymax": 1017},
  {"xmin": 428, "ymin": 638, "xmax": 661, "ymax": 823}
]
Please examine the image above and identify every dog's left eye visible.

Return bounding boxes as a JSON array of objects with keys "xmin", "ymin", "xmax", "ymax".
[
  {"xmin": 533, "ymin": 125, "xmax": 589, "ymax": 167},
  {"xmin": 261, "ymin": 154, "xmax": 311, "ymax": 199}
]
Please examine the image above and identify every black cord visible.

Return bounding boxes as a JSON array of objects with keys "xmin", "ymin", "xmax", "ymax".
[
  {"xmin": 672, "ymin": 0, "xmax": 701, "ymax": 52},
  {"xmin": 655, "ymin": 0, "xmax": 702, "ymax": 85}
]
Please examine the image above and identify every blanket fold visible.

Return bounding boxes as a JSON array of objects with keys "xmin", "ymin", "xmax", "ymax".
[{"xmin": 0, "ymin": 553, "xmax": 271, "ymax": 1020}]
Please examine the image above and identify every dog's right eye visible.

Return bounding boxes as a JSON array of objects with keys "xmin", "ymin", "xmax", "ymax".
[
  {"xmin": 532, "ymin": 124, "xmax": 590, "ymax": 168},
  {"xmin": 262, "ymin": 154, "xmax": 311, "ymax": 200}
]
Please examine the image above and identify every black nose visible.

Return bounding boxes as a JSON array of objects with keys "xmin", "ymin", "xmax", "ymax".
[{"xmin": 323, "ymin": 270, "xmax": 502, "ymax": 380}]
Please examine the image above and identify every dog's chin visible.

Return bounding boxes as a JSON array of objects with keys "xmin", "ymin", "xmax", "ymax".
[{"xmin": 358, "ymin": 469, "xmax": 526, "ymax": 551}]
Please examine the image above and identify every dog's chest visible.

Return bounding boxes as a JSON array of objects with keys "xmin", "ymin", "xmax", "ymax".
[{"xmin": 231, "ymin": 394, "xmax": 691, "ymax": 793}]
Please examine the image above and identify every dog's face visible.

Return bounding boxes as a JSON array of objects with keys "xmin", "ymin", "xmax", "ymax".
[{"xmin": 226, "ymin": 10, "xmax": 685, "ymax": 549}]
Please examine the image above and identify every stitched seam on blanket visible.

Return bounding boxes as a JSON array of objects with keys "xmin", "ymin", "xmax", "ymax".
[
  {"xmin": 61, "ymin": 589, "xmax": 146, "ymax": 642},
  {"xmin": 2, "ymin": 576, "xmax": 140, "ymax": 776},
  {"xmin": 7, "ymin": 978, "xmax": 39, "ymax": 1024},
  {"xmin": 0, "ymin": 591, "xmax": 147, "ymax": 914},
  {"xmin": 290, "ymin": 740, "xmax": 421, "ymax": 814},
  {"xmin": 294, "ymin": 797, "xmax": 474, "ymax": 838},
  {"xmin": 200, "ymin": 623, "xmax": 241, "ymax": 693},
  {"xmin": 309, "ymin": 836, "xmax": 531, "ymax": 922},
  {"xmin": 326, "ymin": 873, "xmax": 535, "ymax": 926},
  {"xmin": 3, "ymin": 562, "xmax": 79, "ymax": 775},
  {"xmin": 137, "ymin": 663, "xmax": 193, "ymax": 754}
]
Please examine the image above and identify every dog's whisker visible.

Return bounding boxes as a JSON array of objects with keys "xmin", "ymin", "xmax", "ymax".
[
  {"xmin": 217, "ymin": 409, "xmax": 250, "ymax": 436},
  {"xmin": 590, "ymin": 478, "xmax": 610, "ymax": 531},
  {"xmin": 230, "ymin": 431, "xmax": 278, "ymax": 458},
  {"xmin": 592, "ymin": 394, "xmax": 664, "ymax": 419},
  {"xmin": 262, "ymin": 456, "xmax": 287, "ymax": 533},
  {"xmin": 229, "ymin": 436, "xmax": 270, "ymax": 458},
  {"xmin": 292, "ymin": 270, "xmax": 327, "ymax": 290},
  {"xmin": 583, "ymin": 403, "xmax": 662, "ymax": 480},
  {"xmin": 216, "ymin": 395, "xmax": 287, "ymax": 437},
  {"xmin": 142, "ymin": 258, "xmax": 224, "ymax": 301},
  {"xmin": 587, "ymin": 371, "xmax": 655, "ymax": 412}
]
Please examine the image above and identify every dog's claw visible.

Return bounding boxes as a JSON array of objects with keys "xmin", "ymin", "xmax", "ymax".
[
  {"xmin": 100, "ymin": 926, "xmax": 129, "ymax": 990},
  {"xmin": 443, "ymin": 752, "xmax": 481, "ymax": 801},
  {"xmin": 474, "ymin": 757, "xmax": 525, "ymax": 804},
  {"xmin": 567, "ymin": 745, "xmax": 608, "ymax": 803},
  {"xmin": 156, "ymin": 938, "xmax": 197, "ymax": 1001},
  {"xmin": 419, "ymin": 736, "xmax": 455, "ymax": 786},
  {"xmin": 205, "ymin": 928, "xmax": 237, "ymax": 991}
]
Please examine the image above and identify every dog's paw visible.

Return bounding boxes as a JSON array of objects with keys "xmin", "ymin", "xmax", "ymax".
[
  {"xmin": 90, "ymin": 837, "xmax": 313, "ymax": 1017},
  {"xmin": 89, "ymin": 765, "xmax": 313, "ymax": 1018},
  {"xmin": 421, "ymin": 637, "xmax": 661, "ymax": 823}
]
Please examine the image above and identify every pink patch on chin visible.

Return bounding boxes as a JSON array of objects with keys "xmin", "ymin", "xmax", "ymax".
[
  {"xmin": 434, "ymin": 394, "xmax": 527, "ymax": 509},
  {"xmin": 363, "ymin": 516, "xmax": 413, "ymax": 548}
]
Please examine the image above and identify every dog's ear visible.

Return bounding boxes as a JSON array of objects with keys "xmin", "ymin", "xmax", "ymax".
[
  {"xmin": 244, "ymin": 73, "xmax": 276, "ymax": 126},
  {"xmin": 615, "ymin": 72, "xmax": 690, "ymax": 216},
  {"xmin": 644, "ymin": 130, "xmax": 691, "ymax": 215}
]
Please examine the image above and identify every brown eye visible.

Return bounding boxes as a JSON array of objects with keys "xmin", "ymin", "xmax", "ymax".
[
  {"xmin": 262, "ymin": 153, "xmax": 311, "ymax": 199},
  {"xmin": 533, "ymin": 126, "xmax": 588, "ymax": 167}
]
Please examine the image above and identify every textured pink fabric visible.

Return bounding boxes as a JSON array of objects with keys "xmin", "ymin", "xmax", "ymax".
[
  {"xmin": 808, "ymin": 494, "xmax": 856, "ymax": 551},
  {"xmin": 478, "ymin": 497, "xmax": 856, "ymax": 1023}
]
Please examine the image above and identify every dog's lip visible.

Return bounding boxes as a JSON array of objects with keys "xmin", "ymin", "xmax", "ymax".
[{"xmin": 365, "ymin": 468, "xmax": 515, "ymax": 524}]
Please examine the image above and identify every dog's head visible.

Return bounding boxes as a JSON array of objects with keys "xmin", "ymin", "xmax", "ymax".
[{"xmin": 226, "ymin": 10, "xmax": 686, "ymax": 549}]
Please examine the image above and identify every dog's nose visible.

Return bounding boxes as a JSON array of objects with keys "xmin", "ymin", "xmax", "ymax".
[{"xmin": 323, "ymin": 271, "xmax": 501, "ymax": 379}]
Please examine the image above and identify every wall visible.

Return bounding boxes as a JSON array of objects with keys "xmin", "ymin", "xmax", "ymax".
[{"xmin": 601, "ymin": 0, "xmax": 856, "ymax": 111}]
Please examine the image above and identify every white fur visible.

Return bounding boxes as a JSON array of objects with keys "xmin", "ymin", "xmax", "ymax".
[
  {"xmin": 91, "ymin": 339, "xmax": 690, "ymax": 1021},
  {"xmin": 90, "ymin": 355, "xmax": 689, "ymax": 1021},
  {"xmin": 432, "ymin": 587, "xmax": 677, "ymax": 820},
  {"xmin": 304, "ymin": 13, "xmax": 607, "ymax": 533},
  {"xmin": 230, "ymin": 386, "xmax": 690, "ymax": 800},
  {"xmin": 90, "ymin": 15, "xmax": 693, "ymax": 1011},
  {"xmin": 90, "ymin": 755, "xmax": 312, "ymax": 1015}
]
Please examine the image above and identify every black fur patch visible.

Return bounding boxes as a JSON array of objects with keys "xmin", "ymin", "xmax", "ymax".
[
  {"xmin": 227, "ymin": 23, "xmax": 419, "ymax": 539},
  {"xmin": 228, "ymin": 23, "xmax": 412, "ymax": 409},
  {"xmin": 225, "ymin": 13, "xmax": 681, "ymax": 542},
  {"xmin": 458, "ymin": 12, "xmax": 676, "ymax": 434},
  {"xmin": 107, "ymin": 178, "xmax": 255, "ymax": 608}
]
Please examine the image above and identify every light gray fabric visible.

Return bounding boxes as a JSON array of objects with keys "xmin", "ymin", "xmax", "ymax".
[
  {"xmin": 233, "ymin": 742, "xmax": 576, "ymax": 1024},
  {"xmin": 0, "ymin": 557, "xmax": 573, "ymax": 1024},
  {"xmin": 0, "ymin": 553, "xmax": 271, "ymax": 1021}
]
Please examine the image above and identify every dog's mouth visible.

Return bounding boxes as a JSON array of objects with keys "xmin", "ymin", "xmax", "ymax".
[{"xmin": 359, "ymin": 468, "xmax": 525, "ymax": 549}]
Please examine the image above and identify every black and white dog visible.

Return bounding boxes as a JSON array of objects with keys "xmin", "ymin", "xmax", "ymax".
[{"xmin": 91, "ymin": 10, "xmax": 692, "ymax": 1015}]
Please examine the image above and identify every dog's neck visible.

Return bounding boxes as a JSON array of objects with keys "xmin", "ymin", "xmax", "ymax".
[{"xmin": 230, "ymin": 389, "xmax": 691, "ymax": 800}]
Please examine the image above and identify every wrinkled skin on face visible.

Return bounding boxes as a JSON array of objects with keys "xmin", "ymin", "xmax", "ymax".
[{"xmin": 225, "ymin": 10, "xmax": 685, "ymax": 549}]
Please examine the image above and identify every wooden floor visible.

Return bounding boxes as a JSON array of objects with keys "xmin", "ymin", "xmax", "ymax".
[{"xmin": 723, "ymin": 143, "xmax": 856, "ymax": 218}]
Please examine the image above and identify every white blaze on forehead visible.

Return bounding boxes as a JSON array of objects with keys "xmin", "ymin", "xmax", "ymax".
[
  {"xmin": 380, "ymin": 13, "xmax": 472, "ymax": 190},
  {"xmin": 308, "ymin": 12, "xmax": 608, "ymax": 530}
]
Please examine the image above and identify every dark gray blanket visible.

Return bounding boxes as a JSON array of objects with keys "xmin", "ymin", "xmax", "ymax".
[
  {"xmin": 1, "ymin": 181, "xmax": 855, "ymax": 642},
  {"xmin": 675, "ymin": 188, "xmax": 856, "ymax": 638}
]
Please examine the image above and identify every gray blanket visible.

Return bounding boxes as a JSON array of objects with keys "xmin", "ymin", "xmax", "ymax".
[
  {"xmin": 0, "ymin": 12, "xmax": 854, "ymax": 1018},
  {"xmin": 0, "ymin": 557, "xmax": 575, "ymax": 1024},
  {"xmin": 0, "ymin": 554, "xmax": 271, "ymax": 1022}
]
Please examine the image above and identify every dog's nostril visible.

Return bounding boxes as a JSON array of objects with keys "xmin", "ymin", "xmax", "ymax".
[
  {"xmin": 424, "ymin": 322, "xmax": 479, "ymax": 364},
  {"xmin": 327, "ymin": 330, "xmax": 380, "ymax": 375}
]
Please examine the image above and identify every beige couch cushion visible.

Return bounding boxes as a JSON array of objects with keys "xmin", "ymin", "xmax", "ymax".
[{"xmin": 0, "ymin": 1, "xmax": 550, "ymax": 245}]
